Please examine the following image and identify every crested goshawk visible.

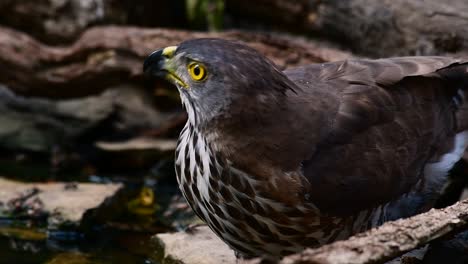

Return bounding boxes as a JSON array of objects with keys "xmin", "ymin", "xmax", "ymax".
[{"xmin": 143, "ymin": 39, "xmax": 468, "ymax": 257}]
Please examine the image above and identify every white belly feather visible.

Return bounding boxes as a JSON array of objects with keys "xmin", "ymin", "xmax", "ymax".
[{"xmin": 424, "ymin": 131, "xmax": 468, "ymax": 182}]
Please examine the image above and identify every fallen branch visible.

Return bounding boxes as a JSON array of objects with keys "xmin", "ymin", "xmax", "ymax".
[
  {"xmin": 0, "ymin": 25, "xmax": 351, "ymax": 99},
  {"xmin": 249, "ymin": 199, "xmax": 468, "ymax": 264}
]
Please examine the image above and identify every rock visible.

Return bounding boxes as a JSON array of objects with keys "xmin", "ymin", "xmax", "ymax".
[
  {"xmin": 0, "ymin": 177, "xmax": 122, "ymax": 228},
  {"xmin": 0, "ymin": 85, "xmax": 112, "ymax": 152},
  {"xmin": 0, "ymin": 84, "xmax": 171, "ymax": 153},
  {"xmin": 152, "ymin": 225, "xmax": 236, "ymax": 264},
  {"xmin": 0, "ymin": 0, "xmax": 111, "ymax": 44},
  {"xmin": 0, "ymin": 0, "xmax": 188, "ymax": 44}
]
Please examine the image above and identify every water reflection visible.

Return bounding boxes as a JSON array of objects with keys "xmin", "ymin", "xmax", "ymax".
[{"xmin": 0, "ymin": 225, "xmax": 157, "ymax": 264}]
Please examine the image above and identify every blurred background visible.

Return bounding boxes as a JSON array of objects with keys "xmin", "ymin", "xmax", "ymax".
[{"xmin": 0, "ymin": 0, "xmax": 467, "ymax": 263}]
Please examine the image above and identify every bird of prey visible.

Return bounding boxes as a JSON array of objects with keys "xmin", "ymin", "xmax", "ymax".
[{"xmin": 143, "ymin": 38, "xmax": 468, "ymax": 258}]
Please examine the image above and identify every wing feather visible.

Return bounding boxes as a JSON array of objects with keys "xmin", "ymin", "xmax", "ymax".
[{"xmin": 285, "ymin": 57, "xmax": 468, "ymax": 216}]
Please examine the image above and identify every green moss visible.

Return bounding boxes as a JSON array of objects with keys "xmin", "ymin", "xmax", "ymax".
[{"xmin": 186, "ymin": 0, "xmax": 224, "ymax": 31}]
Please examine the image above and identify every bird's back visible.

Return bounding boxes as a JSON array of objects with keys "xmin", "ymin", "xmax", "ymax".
[{"xmin": 284, "ymin": 57, "xmax": 468, "ymax": 217}]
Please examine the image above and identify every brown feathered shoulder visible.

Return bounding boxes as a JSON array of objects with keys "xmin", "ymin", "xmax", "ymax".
[{"xmin": 284, "ymin": 57, "xmax": 468, "ymax": 216}]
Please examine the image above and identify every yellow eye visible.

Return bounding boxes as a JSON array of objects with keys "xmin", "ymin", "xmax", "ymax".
[{"xmin": 188, "ymin": 62, "xmax": 207, "ymax": 81}]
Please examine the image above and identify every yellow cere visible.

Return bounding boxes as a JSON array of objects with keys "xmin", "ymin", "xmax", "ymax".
[
  {"xmin": 162, "ymin": 46, "xmax": 178, "ymax": 58},
  {"xmin": 188, "ymin": 62, "xmax": 207, "ymax": 81}
]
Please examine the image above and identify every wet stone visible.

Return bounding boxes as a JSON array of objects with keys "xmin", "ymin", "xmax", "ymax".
[
  {"xmin": 152, "ymin": 225, "xmax": 236, "ymax": 264},
  {"xmin": 0, "ymin": 177, "xmax": 122, "ymax": 228}
]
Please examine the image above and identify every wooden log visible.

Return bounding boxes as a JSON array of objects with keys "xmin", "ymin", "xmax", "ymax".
[
  {"xmin": 246, "ymin": 199, "xmax": 468, "ymax": 264},
  {"xmin": 309, "ymin": 0, "xmax": 468, "ymax": 57},
  {"xmin": 227, "ymin": 0, "xmax": 468, "ymax": 57},
  {"xmin": 0, "ymin": 25, "xmax": 351, "ymax": 99}
]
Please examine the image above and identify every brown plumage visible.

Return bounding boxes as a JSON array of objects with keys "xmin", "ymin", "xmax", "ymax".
[{"xmin": 143, "ymin": 39, "xmax": 468, "ymax": 258}]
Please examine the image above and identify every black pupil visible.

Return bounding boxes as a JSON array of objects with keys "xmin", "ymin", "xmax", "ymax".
[{"xmin": 193, "ymin": 65, "xmax": 200, "ymax": 76}]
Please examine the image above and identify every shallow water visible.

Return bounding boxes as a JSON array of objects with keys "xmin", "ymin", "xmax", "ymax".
[
  {"xmin": 0, "ymin": 227, "xmax": 156, "ymax": 264},
  {"xmin": 0, "ymin": 203, "xmax": 161, "ymax": 264},
  {"xmin": 0, "ymin": 155, "xmax": 181, "ymax": 264}
]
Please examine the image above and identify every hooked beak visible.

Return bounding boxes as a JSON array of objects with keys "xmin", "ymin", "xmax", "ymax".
[
  {"xmin": 143, "ymin": 49, "xmax": 164, "ymax": 77},
  {"xmin": 143, "ymin": 46, "xmax": 188, "ymax": 88}
]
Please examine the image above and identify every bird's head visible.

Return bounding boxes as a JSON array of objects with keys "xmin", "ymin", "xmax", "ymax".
[{"xmin": 143, "ymin": 38, "xmax": 296, "ymax": 131}]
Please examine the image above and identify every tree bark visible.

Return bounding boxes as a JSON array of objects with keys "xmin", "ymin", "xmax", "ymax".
[
  {"xmin": 0, "ymin": 25, "xmax": 351, "ymax": 99},
  {"xmin": 246, "ymin": 199, "xmax": 468, "ymax": 264},
  {"xmin": 227, "ymin": 0, "xmax": 468, "ymax": 57},
  {"xmin": 309, "ymin": 0, "xmax": 468, "ymax": 57}
]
